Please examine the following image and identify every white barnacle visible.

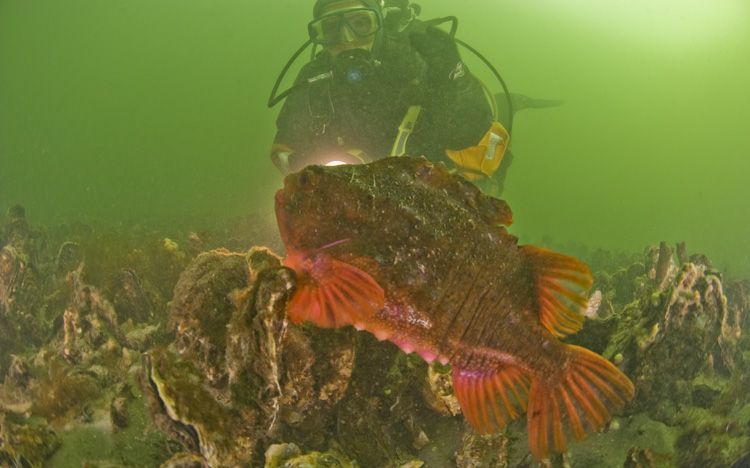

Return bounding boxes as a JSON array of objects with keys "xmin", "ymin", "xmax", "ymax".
[{"xmin": 584, "ymin": 290, "xmax": 602, "ymax": 318}]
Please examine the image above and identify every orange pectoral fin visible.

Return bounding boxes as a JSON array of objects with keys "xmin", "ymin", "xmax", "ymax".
[{"xmin": 284, "ymin": 250, "xmax": 385, "ymax": 328}]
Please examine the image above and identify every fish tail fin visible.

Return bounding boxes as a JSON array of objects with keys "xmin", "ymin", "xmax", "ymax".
[
  {"xmin": 527, "ymin": 344, "xmax": 635, "ymax": 460},
  {"xmin": 451, "ymin": 363, "xmax": 531, "ymax": 434}
]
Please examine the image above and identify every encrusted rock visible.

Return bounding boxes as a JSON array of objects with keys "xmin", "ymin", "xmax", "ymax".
[
  {"xmin": 142, "ymin": 246, "xmax": 361, "ymax": 466},
  {"xmin": 606, "ymin": 262, "xmax": 738, "ymax": 415},
  {"xmin": 55, "ymin": 240, "xmax": 82, "ymax": 277},
  {"xmin": 454, "ymin": 431, "xmax": 509, "ymax": 468},
  {"xmin": 226, "ymin": 248, "xmax": 293, "ymax": 429},
  {"xmin": 276, "ymin": 325, "xmax": 357, "ymax": 446},
  {"xmin": 646, "ymin": 241, "xmax": 678, "ymax": 291},
  {"xmin": 0, "ymin": 359, "xmax": 33, "ymax": 415},
  {"xmin": 62, "ymin": 265, "xmax": 124, "ymax": 365},
  {"xmin": 110, "ymin": 396, "xmax": 129, "ymax": 430},
  {"xmin": 160, "ymin": 452, "xmax": 209, "ymax": 468},
  {"xmin": 264, "ymin": 442, "xmax": 356, "ymax": 468},
  {"xmin": 142, "ymin": 346, "xmax": 257, "ymax": 467},
  {"xmin": 423, "ymin": 362, "xmax": 461, "ymax": 417},
  {"xmin": 0, "ymin": 412, "xmax": 61, "ymax": 466},
  {"xmin": 111, "ymin": 267, "xmax": 155, "ymax": 323},
  {"xmin": 30, "ymin": 358, "xmax": 102, "ymax": 423},
  {"xmin": 169, "ymin": 249, "xmax": 250, "ymax": 389},
  {"xmin": 0, "ymin": 245, "xmax": 24, "ymax": 315}
]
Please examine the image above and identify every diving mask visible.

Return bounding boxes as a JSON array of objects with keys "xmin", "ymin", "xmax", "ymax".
[{"xmin": 308, "ymin": 8, "xmax": 381, "ymax": 45}]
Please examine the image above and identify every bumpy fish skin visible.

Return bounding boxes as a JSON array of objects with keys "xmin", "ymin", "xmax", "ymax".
[
  {"xmin": 275, "ymin": 156, "xmax": 633, "ymax": 459},
  {"xmin": 278, "ymin": 159, "xmax": 515, "ymax": 346}
]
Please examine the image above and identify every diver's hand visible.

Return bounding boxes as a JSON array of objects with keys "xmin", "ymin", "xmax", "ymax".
[
  {"xmin": 409, "ymin": 27, "xmax": 462, "ymax": 83},
  {"xmin": 271, "ymin": 151, "xmax": 293, "ymax": 175}
]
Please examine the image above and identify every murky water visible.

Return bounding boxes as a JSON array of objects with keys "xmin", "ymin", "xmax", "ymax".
[{"xmin": 1, "ymin": 1, "xmax": 749, "ymax": 466}]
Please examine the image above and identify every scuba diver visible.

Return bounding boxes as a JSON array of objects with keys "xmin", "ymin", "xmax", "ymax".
[{"xmin": 268, "ymin": 0, "xmax": 512, "ymax": 192}]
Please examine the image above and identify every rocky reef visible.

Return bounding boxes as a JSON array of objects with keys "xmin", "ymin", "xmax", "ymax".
[{"xmin": 1, "ymin": 205, "xmax": 749, "ymax": 467}]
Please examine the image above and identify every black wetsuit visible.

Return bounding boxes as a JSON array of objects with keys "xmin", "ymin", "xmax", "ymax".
[{"xmin": 273, "ymin": 29, "xmax": 492, "ymax": 166}]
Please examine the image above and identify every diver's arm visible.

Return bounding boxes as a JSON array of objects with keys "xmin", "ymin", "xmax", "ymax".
[
  {"xmin": 272, "ymin": 108, "xmax": 311, "ymax": 174},
  {"xmin": 435, "ymin": 70, "xmax": 493, "ymax": 149},
  {"xmin": 270, "ymin": 62, "xmax": 318, "ymax": 174},
  {"xmin": 437, "ymin": 77, "xmax": 509, "ymax": 182},
  {"xmin": 410, "ymin": 27, "xmax": 508, "ymax": 181},
  {"xmin": 410, "ymin": 28, "xmax": 493, "ymax": 149}
]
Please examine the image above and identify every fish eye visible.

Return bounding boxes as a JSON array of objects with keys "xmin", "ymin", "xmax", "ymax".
[
  {"xmin": 415, "ymin": 163, "xmax": 433, "ymax": 179},
  {"xmin": 297, "ymin": 171, "xmax": 311, "ymax": 188}
]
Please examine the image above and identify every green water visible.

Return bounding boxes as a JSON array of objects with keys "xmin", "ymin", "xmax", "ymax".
[
  {"xmin": 1, "ymin": 3, "xmax": 750, "ymax": 466},
  {"xmin": 1, "ymin": 0, "xmax": 749, "ymax": 276}
]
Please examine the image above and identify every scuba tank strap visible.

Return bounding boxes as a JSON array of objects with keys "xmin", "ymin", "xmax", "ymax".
[{"xmin": 390, "ymin": 105, "xmax": 422, "ymax": 156}]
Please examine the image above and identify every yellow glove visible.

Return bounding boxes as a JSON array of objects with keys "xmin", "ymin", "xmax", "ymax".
[{"xmin": 445, "ymin": 121, "xmax": 510, "ymax": 181}]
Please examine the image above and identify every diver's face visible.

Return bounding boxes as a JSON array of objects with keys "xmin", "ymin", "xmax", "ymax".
[{"xmin": 319, "ymin": 0, "xmax": 376, "ymax": 58}]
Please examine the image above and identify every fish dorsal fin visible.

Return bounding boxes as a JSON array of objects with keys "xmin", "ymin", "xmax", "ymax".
[
  {"xmin": 477, "ymin": 194, "xmax": 513, "ymax": 227},
  {"xmin": 522, "ymin": 245, "xmax": 592, "ymax": 338},
  {"xmin": 451, "ymin": 362, "xmax": 531, "ymax": 433},
  {"xmin": 283, "ymin": 250, "xmax": 385, "ymax": 328}
]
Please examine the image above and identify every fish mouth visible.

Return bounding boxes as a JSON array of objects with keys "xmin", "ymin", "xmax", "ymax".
[
  {"xmin": 274, "ymin": 170, "xmax": 304, "ymax": 214},
  {"xmin": 274, "ymin": 187, "xmax": 286, "ymax": 207},
  {"xmin": 274, "ymin": 169, "xmax": 310, "ymax": 249},
  {"xmin": 274, "ymin": 188, "xmax": 292, "ymax": 247}
]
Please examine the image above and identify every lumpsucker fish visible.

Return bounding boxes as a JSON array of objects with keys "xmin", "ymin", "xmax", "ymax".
[{"xmin": 274, "ymin": 156, "xmax": 634, "ymax": 460}]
